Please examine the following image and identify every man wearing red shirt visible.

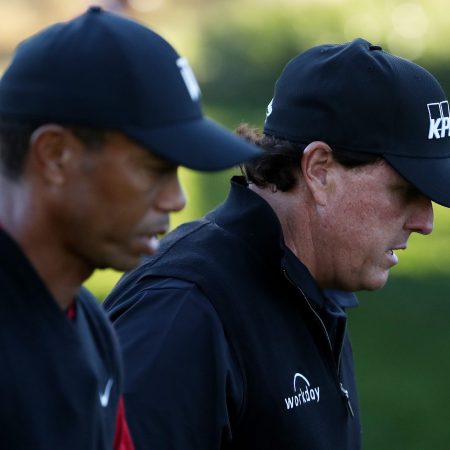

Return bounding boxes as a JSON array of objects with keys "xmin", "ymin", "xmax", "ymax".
[{"xmin": 0, "ymin": 7, "xmax": 259, "ymax": 449}]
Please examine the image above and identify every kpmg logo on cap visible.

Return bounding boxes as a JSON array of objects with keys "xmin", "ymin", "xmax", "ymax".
[
  {"xmin": 177, "ymin": 57, "xmax": 201, "ymax": 102},
  {"xmin": 427, "ymin": 101, "xmax": 450, "ymax": 139}
]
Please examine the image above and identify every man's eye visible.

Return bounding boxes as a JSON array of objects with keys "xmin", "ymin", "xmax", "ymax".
[{"xmin": 402, "ymin": 186, "xmax": 421, "ymax": 201}]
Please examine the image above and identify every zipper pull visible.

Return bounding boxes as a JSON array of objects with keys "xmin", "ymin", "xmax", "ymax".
[{"xmin": 340, "ymin": 383, "xmax": 355, "ymax": 418}]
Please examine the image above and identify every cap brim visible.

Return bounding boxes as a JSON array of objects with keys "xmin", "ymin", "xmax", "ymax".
[
  {"xmin": 125, "ymin": 117, "xmax": 261, "ymax": 171},
  {"xmin": 384, "ymin": 154, "xmax": 450, "ymax": 207}
]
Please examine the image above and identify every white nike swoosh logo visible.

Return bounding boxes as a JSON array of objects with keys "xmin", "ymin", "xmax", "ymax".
[{"xmin": 99, "ymin": 378, "xmax": 114, "ymax": 407}]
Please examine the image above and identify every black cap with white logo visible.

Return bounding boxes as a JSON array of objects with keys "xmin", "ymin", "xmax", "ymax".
[
  {"xmin": 264, "ymin": 38, "xmax": 450, "ymax": 207},
  {"xmin": 0, "ymin": 6, "xmax": 260, "ymax": 170}
]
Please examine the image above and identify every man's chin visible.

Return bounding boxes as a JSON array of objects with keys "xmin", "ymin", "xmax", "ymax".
[
  {"xmin": 360, "ymin": 273, "xmax": 389, "ymax": 292},
  {"xmin": 94, "ymin": 253, "xmax": 144, "ymax": 273}
]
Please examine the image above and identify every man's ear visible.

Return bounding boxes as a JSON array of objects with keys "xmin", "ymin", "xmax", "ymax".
[
  {"xmin": 29, "ymin": 125, "xmax": 73, "ymax": 184},
  {"xmin": 301, "ymin": 141, "xmax": 335, "ymax": 206}
]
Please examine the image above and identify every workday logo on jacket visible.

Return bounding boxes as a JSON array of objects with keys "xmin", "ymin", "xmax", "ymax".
[{"xmin": 284, "ymin": 372, "xmax": 320, "ymax": 411}]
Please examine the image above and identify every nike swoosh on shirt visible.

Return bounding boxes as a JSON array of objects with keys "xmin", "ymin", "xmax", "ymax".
[{"xmin": 99, "ymin": 378, "xmax": 114, "ymax": 407}]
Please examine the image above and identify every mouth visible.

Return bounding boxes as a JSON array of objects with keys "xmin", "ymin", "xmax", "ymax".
[
  {"xmin": 137, "ymin": 234, "xmax": 159, "ymax": 255},
  {"xmin": 140, "ymin": 226, "xmax": 169, "ymax": 254},
  {"xmin": 156, "ymin": 226, "xmax": 169, "ymax": 237},
  {"xmin": 386, "ymin": 245, "xmax": 406, "ymax": 266},
  {"xmin": 387, "ymin": 245, "xmax": 407, "ymax": 255}
]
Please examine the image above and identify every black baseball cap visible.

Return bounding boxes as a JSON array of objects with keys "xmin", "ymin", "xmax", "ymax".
[
  {"xmin": 264, "ymin": 38, "xmax": 450, "ymax": 207},
  {"xmin": 0, "ymin": 6, "xmax": 260, "ymax": 171}
]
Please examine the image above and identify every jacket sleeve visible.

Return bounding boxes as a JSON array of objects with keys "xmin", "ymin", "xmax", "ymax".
[{"xmin": 107, "ymin": 278, "xmax": 244, "ymax": 450}]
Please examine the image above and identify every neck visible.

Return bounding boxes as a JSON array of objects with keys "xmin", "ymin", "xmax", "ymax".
[
  {"xmin": 0, "ymin": 177, "xmax": 92, "ymax": 310},
  {"xmin": 25, "ymin": 242, "xmax": 93, "ymax": 310},
  {"xmin": 248, "ymin": 182, "xmax": 319, "ymax": 279}
]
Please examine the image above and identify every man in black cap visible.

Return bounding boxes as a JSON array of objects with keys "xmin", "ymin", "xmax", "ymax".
[
  {"xmin": 0, "ymin": 6, "xmax": 259, "ymax": 450},
  {"xmin": 104, "ymin": 38, "xmax": 450, "ymax": 450}
]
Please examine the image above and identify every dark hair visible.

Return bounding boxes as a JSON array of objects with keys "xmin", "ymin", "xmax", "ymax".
[
  {"xmin": 0, "ymin": 118, "xmax": 106, "ymax": 180},
  {"xmin": 236, "ymin": 123, "xmax": 383, "ymax": 191}
]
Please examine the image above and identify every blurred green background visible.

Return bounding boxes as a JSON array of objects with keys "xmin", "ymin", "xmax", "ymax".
[{"xmin": 2, "ymin": 0, "xmax": 450, "ymax": 448}]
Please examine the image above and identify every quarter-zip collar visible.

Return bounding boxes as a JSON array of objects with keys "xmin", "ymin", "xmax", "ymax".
[
  {"xmin": 206, "ymin": 176, "xmax": 285, "ymax": 268},
  {"xmin": 210, "ymin": 176, "xmax": 359, "ymax": 312}
]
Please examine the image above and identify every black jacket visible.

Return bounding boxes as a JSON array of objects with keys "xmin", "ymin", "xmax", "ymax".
[
  {"xmin": 0, "ymin": 229, "xmax": 122, "ymax": 450},
  {"xmin": 105, "ymin": 176, "xmax": 362, "ymax": 450}
]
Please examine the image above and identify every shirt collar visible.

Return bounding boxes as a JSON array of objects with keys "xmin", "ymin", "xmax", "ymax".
[
  {"xmin": 323, "ymin": 289, "xmax": 359, "ymax": 308},
  {"xmin": 281, "ymin": 245, "xmax": 359, "ymax": 310}
]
